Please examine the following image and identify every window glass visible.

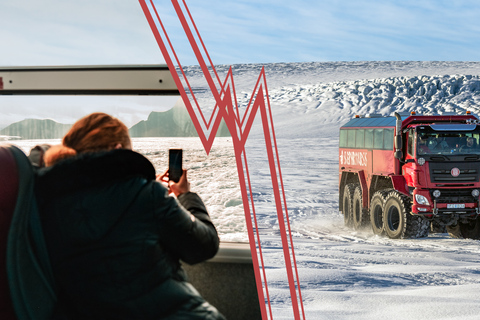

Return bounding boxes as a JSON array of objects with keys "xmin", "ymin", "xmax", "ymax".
[
  {"xmin": 339, "ymin": 130, "xmax": 347, "ymax": 147},
  {"xmin": 365, "ymin": 129, "xmax": 374, "ymax": 149},
  {"xmin": 373, "ymin": 129, "xmax": 384, "ymax": 149},
  {"xmin": 0, "ymin": 68, "xmax": 240, "ymax": 241},
  {"xmin": 356, "ymin": 129, "xmax": 365, "ymax": 148},
  {"xmin": 407, "ymin": 130, "xmax": 414, "ymax": 156},
  {"xmin": 0, "ymin": 95, "xmax": 239, "ymax": 237},
  {"xmin": 347, "ymin": 130, "xmax": 356, "ymax": 148},
  {"xmin": 416, "ymin": 130, "xmax": 480, "ymax": 156},
  {"xmin": 383, "ymin": 129, "xmax": 394, "ymax": 150}
]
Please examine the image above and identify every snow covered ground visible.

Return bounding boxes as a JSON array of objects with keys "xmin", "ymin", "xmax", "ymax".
[
  {"xmin": 258, "ymin": 136, "xmax": 480, "ymax": 319},
  {"xmin": 208, "ymin": 61, "xmax": 480, "ymax": 319}
]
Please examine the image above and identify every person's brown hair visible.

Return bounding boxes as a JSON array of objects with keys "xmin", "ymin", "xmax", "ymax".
[
  {"xmin": 44, "ymin": 113, "xmax": 131, "ymax": 166},
  {"xmin": 63, "ymin": 113, "xmax": 130, "ymax": 153}
]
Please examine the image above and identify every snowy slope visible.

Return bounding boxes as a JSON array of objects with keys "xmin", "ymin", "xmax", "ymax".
[
  {"xmin": 269, "ymin": 74, "xmax": 480, "ymax": 134},
  {"xmin": 182, "ymin": 61, "xmax": 480, "ymax": 139}
]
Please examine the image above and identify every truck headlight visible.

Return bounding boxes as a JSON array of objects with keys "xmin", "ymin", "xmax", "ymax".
[{"xmin": 415, "ymin": 194, "xmax": 430, "ymax": 205}]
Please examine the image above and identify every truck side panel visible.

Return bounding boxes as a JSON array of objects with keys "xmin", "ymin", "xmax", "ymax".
[{"xmin": 372, "ymin": 150, "xmax": 395, "ymax": 176}]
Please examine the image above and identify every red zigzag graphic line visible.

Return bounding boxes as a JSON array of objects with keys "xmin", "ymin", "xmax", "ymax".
[{"xmin": 139, "ymin": 1, "xmax": 305, "ymax": 319}]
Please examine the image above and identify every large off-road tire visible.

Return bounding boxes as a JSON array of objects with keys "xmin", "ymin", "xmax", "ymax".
[
  {"xmin": 352, "ymin": 186, "xmax": 368, "ymax": 230},
  {"xmin": 383, "ymin": 191, "xmax": 430, "ymax": 239},
  {"xmin": 342, "ymin": 184, "xmax": 355, "ymax": 228},
  {"xmin": 430, "ymin": 220, "xmax": 447, "ymax": 234},
  {"xmin": 458, "ymin": 216, "xmax": 480, "ymax": 240},
  {"xmin": 446, "ymin": 224, "xmax": 463, "ymax": 239},
  {"xmin": 369, "ymin": 190, "xmax": 389, "ymax": 235}
]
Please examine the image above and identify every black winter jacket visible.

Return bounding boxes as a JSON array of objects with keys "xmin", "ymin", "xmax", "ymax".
[{"xmin": 35, "ymin": 149, "xmax": 224, "ymax": 319}]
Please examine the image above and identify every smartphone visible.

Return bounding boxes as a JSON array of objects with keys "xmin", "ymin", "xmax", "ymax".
[{"xmin": 168, "ymin": 149, "xmax": 183, "ymax": 183}]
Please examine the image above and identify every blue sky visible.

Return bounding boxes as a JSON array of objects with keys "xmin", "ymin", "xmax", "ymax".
[{"xmin": 1, "ymin": 0, "xmax": 480, "ymax": 66}]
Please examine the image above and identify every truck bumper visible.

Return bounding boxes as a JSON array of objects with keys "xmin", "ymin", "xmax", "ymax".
[{"xmin": 413, "ymin": 203, "xmax": 479, "ymax": 216}]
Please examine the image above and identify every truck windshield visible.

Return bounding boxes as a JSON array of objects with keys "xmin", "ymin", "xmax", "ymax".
[{"xmin": 417, "ymin": 130, "xmax": 480, "ymax": 156}]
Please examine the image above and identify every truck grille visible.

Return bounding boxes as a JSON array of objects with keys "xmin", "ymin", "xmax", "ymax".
[
  {"xmin": 429, "ymin": 162, "xmax": 479, "ymax": 183},
  {"xmin": 430, "ymin": 188, "xmax": 476, "ymax": 203}
]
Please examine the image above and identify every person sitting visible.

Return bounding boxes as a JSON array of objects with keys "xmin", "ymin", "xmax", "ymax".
[
  {"xmin": 417, "ymin": 136, "xmax": 431, "ymax": 155},
  {"xmin": 460, "ymin": 137, "xmax": 478, "ymax": 152},
  {"xmin": 35, "ymin": 113, "xmax": 225, "ymax": 319},
  {"xmin": 431, "ymin": 136, "xmax": 449, "ymax": 150}
]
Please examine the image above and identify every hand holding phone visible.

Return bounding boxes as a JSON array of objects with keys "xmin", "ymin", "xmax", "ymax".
[
  {"xmin": 168, "ymin": 149, "xmax": 183, "ymax": 183},
  {"xmin": 169, "ymin": 169, "xmax": 190, "ymax": 197}
]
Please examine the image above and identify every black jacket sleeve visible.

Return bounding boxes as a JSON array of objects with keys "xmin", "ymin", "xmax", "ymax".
[{"xmin": 151, "ymin": 182, "xmax": 220, "ymax": 265}]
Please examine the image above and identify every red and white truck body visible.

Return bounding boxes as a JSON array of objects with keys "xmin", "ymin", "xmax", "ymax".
[{"xmin": 339, "ymin": 112, "xmax": 480, "ymax": 239}]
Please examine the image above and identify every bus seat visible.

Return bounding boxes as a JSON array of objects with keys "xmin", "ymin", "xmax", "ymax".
[
  {"xmin": 0, "ymin": 144, "xmax": 19, "ymax": 320},
  {"xmin": 0, "ymin": 144, "xmax": 57, "ymax": 320}
]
